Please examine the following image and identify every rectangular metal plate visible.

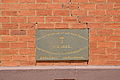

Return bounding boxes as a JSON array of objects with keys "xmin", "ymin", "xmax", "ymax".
[{"xmin": 36, "ymin": 29, "xmax": 89, "ymax": 61}]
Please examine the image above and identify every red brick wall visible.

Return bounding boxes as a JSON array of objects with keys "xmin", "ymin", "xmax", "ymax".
[{"xmin": 0, "ymin": 0, "xmax": 120, "ymax": 66}]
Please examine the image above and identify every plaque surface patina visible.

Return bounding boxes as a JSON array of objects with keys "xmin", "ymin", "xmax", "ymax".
[{"xmin": 36, "ymin": 29, "xmax": 89, "ymax": 60}]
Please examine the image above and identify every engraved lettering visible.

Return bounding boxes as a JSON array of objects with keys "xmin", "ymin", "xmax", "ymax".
[
  {"xmin": 52, "ymin": 36, "xmax": 72, "ymax": 49},
  {"xmin": 40, "ymin": 56, "xmax": 57, "ymax": 59},
  {"xmin": 59, "ymin": 36, "xmax": 65, "ymax": 43},
  {"xmin": 53, "ymin": 44, "xmax": 72, "ymax": 49},
  {"xmin": 63, "ymin": 56, "xmax": 84, "ymax": 59}
]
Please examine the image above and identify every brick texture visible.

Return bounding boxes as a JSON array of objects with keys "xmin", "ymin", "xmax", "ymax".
[{"xmin": 0, "ymin": 0, "xmax": 120, "ymax": 66}]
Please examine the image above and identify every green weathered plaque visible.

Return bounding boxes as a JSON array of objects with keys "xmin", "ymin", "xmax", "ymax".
[{"xmin": 36, "ymin": 29, "xmax": 89, "ymax": 61}]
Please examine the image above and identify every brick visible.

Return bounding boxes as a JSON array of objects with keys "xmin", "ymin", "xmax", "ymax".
[
  {"xmin": 0, "ymin": 4, "xmax": 21, "ymax": 10},
  {"xmin": 89, "ymin": 10, "xmax": 106, "ymax": 16},
  {"xmin": 55, "ymin": 23, "xmax": 69, "ymax": 29},
  {"xmin": 0, "ymin": 17, "xmax": 10, "ymax": 23},
  {"xmin": 96, "ymin": 16, "xmax": 112, "ymax": 22},
  {"xmin": 2, "ymin": 11, "xmax": 17, "ymax": 16},
  {"xmin": 90, "ymin": 48, "xmax": 105, "ymax": 54},
  {"xmin": 0, "ymin": 30, "xmax": 9, "ymax": 35},
  {"xmin": 90, "ymin": 29, "xmax": 97, "ymax": 35},
  {"xmin": 0, "ymin": 43, "xmax": 9, "ymax": 48},
  {"xmin": 37, "ymin": 0, "xmax": 51, "ymax": 3},
  {"xmin": 36, "ymin": 62, "xmax": 54, "ymax": 66},
  {"xmin": 12, "ymin": 55, "xmax": 27, "ymax": 61},
  {"xmin": 53, "ymin": 0, "xmax": 69, "ymax": 3},
  {"xmin": 72, "ymin": 0, "xmax": 89, "ymax": 3},
  {"xmin": 53, "ymin": 62, "xmax": 72, "ymax": 66},
  {"xmin": 11, "ymin": 17, "xmax": 26, "ymax": 23},
  {"xmin": 1, "ymin": 36, "xmax": 18, "ymax": 41},
  {"xmin": 89, "ymin": 0, "xmax": 106, "ymax": 2},
  {"xmin": 19, "ymin": 0, "xmax": 35, "ymax": 3},
  {"xmin": 79, "ymin": 16, "xmax": 95, "ymax": 22},
  {"xmin": 63, "ymin": 3, "xmax": 79, "ymax": 9},
  {"xmin": 97, "ymin": 29, "xmax": 113, "ymax": 36},
  {"xmin": 105, "ymin": 23, "xmax": 120, "ymax": 28},
  {"xmin": 106, "ymin": 61, "xmax": 120, "ymax": 65},
  {"xmin": 27, "ymin": 56, "xmax": 35, "ymax": 61},
  {"xmin": 28, "ymin": 17, "xmax": 44, "ymax": 23},
  {"xmin": 53, "ymin": 10, "xmax": 69, "ymax": 16},
  {"xmin": 106, "ymin": 36, "xmax": 120, "ymax": 41},
  {"xmin": 47, "ymin": 4, "xmax": 62, "ymax": 9},
  {"xmin": 0, "ymin": 24, "xmax": 1, "ymax": 28},
  {"xmin": 114, "ymin": 30, "xmax": 120, "ymax": 35},
  {"xmin": 0, "ymin": 55, "xmax": 12, "ymax": 60},
  {"xmin": 106, "ymin": 10, "xmax": 120, "ymax": 15},
  {"xmin": 96, "ymin": 3, "xmax": 113, "ymax": 9},
  {"xmin": 18, "ymin": 10, "xmax": 35, "ymax": 16},
  {"xmin": 0, "ymin": 50, "xmax": 2, "ymax": 54},
  {"xmin": 20, "ymin": 61, "xmax": 35, "ymax": 66},
  {"xmin": 37, "ymin": 23, "xmax": 54, "ymax": 29},
  {"xmin": 36, "ymin": 4, "xmax": 47, "ymax": 9},
  {"xmin": 0, "ymin": 49, "xmax": 18, "ymax": 55},
  {"xmin": 27, "ymin": 42, "xmax": 35, "ymax": 48},
  {"xmin": 90, "ymin": 41, "xmax": 97, "ymax": 48},
  {"xmin": 98, "ymin": 42, "xmax": 115, "ymax": 48},
  {"xmin": 46, "ymin": 17, "xmax": 62, "ymax": 22},
  {"xmin": 53, "ymin": 0, "xmax": 70, "ymax": 3},
  {"xmin": 10, "ymin": 42, "xmax": 27, "ymax": 48},
  {"xmin": 2, "ymin": 61, "xmax": 20, "ymax": 66},
  {"xmin": 113, "ymin": 16, "xmax": 120, "ymax": 22},
  {"xmin": 80, "ymin": 4, "xmax": 95, "ymax": 9},
  {"xmin": 108, "ymin": 0, "xmax": 120, "ymax": 2},
  {"xmin": 72, "ymin": 10, "xmax": 87, "ymax": 16},
  {"xmin": 27, "ymin": 30, "xmax": 35, "ymax": 36},
  {"xmin": 89, "ymin": 55, "xmax": 107, "ymax": 65},
  {"xmin": 107, "ymin": 48, "xmax": 120, "ymax": 54},
  {"xmin": 88, "ymin": 23, "xmax": 105, "ymax": 28},
  {"xmin": 63, "ymin": 17, "xmax": 78, "ymax": 22},
  {"xmin": 1, "ymin": 0, "xmax": 18, "ymax": 3},
  {"xmin": 11, "ymin": 30, "xmax": 26, "ymax": 35},
  {"xmin": 70, "ymin": 23, "xmax": 86, "ymax": 28},
  {"xmin": 56, "ymin": 63, "xmax": 73, "ymax": 66},
  {"xmin": 2, "ymin": 24, "xmax": 18, "ymax": 29},
  {"xmin": 20, "ymin": 4, "xmax": 36, "ymax": 9},
  {"xmin": 90, "ymin": 36, "xmax": 106, "ymax": 41},
  {"xmin": 19, "ymin": 36, "xmax": 34, "ymax": 41},
  {"xmin": 114, "ymin": 4, "xmax": 120, "ymax": 9},
  {"xmin": 19, "ymin": 49, "xmax": 35, "ymax": 55},
  {"xmin": 116, "ymin": 55, "xmax": 120, "ymax": 60},
  {"xmin": 70, "ymin": 62, "xmax": 87, "ymax": 66},
  {"xmin": 37, "ymin": 10, "xmax": 52, "ymax": 16},
  {"xmin": 19, "ymin": 23, "xmax": 36, "ymax": 29},
  {"xmin": 100, "ymin": 55, "xmax": 116, "ymax": 60},
  {"xmin": 27, "ymin": 30, "xmax": 35, "ymax": 35}
]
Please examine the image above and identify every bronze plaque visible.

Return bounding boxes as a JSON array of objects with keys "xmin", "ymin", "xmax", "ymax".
[{"xmin": 36, "ymin": 29, "xmax": 89, "ymax": 61}]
